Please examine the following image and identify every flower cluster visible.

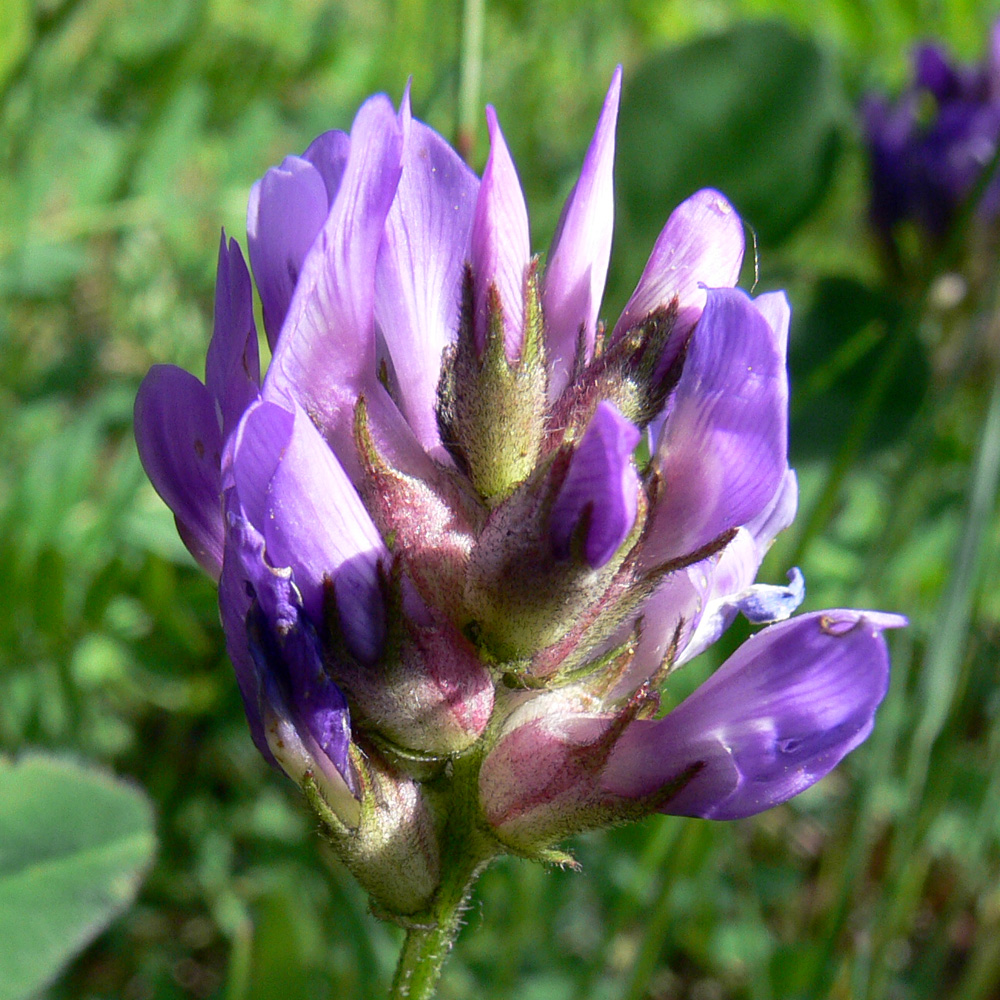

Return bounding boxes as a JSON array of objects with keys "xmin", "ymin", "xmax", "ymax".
[
  {"xmin": 864, "ymin": 23, "xmax": 1000, "ymax": 241},
  {"xmin": 136, "ymin": 70, "xmax": 904, "ymax": 916}
]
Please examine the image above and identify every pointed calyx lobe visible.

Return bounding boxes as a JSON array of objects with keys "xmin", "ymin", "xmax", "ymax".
[{"xmin": 436, "ymin": 263, "xmax": 549, "ymax": 506}]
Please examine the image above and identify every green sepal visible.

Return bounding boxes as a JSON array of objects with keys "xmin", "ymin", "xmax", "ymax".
[{"xmin": 436, "ymin": 262, "xmax": 549, "ymax": 506}]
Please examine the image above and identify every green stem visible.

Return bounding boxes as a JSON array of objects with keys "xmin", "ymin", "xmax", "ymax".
[
  {"xmin": 388, "ymin": 872, "xmax": 475, "ymax": 1000},
  {"xmin": 456, "ymin": 0, "xmax": 485, "ymax": 163},
  {"xmin": 387, "ymin": 753, "xmax": 498, "ymax": 1000}
]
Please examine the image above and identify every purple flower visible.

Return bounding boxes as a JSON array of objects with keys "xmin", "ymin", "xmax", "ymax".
[
  {"xmin": 135, "ymin": 70, "xmax": 904, "ymax": 903},
  {"xmin": 864, "ymin": 22, "xmax": 1000, "ymax": 240}
]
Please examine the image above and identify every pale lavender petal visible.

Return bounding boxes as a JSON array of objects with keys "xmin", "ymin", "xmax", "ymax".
[
  {"xmin": 612, "ymin": 189, "xmax": 744, "ymax": 377},
  {"xmin": 375, "ymin": 109, "xmax": 479, "ymax": 452},
  {"xmin": 263, "ymin": 95, "xmax": 404, "ymax": 472},
  {"xmin": 675, "ymin": 468, "xmax": 800, "ymax": 666},
  {"xmin": 746, "ymin": 466, "xmax": 798, "ymax": 550},
  {"xmin": 247, "ymin": 154, "xmax": 331, "ymax": 349},
  {"xmin": 608, "ymin": 569, "xmax": 704, "ymax": 697},
  {"xmin": 737, "ymin": 568, "xmax": 804, "ymax": 622},
  {"xmin": 551, "ymin": 401, "xmax": 640, "ymax": 567},
  {"xmin": 470, "ymin": 106, "xmax": 531, "ymax": 359},
  {"xmin": 751, "ymin": 290, "xmax": 791, "ymax": 362},
  {"xmin": 302, "ymin": 129, "xmax": 351, "ymax": 204},
  {"xmin": 642, "ymin": 287, "xmax": 787, "ymax": 568},
  {"xmin": 134, "ymin": 365, "xmax": 223, "ymax": 577},
  {"xmin": 543, "ymin": 67, "xmax": 621, "ymax": 395},
  {"xmin": 206, "ymin": 233, "xmax": 260, "ymax": 439},
  {"xmin": 602, "ymin": 610, "xmax": 907, "ymax": 819},
  {"xmin": 232, "ymin": 399, "xmax": 388, "ymax": 663}
]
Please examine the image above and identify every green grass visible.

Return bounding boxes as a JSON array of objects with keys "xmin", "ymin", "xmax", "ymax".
[{"xmin": 2, "ymin": 0, "xmax": 999, "ymax": 997}]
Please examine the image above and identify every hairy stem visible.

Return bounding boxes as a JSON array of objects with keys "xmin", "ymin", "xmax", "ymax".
[{"xmin": 387, "ymin": 753, "xmax": 499, "ymax": 1000}]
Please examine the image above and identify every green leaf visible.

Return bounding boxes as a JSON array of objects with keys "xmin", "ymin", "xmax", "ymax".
[
  {"xmin": 617, "ymin": 21, "xmax": 843, "ymax": 248},
  {"xmin": 0, "ymin": 753, "xmax": 156, "ymax": 1000}
]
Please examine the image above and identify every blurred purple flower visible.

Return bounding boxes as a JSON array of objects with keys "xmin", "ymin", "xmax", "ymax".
[
  {"xmin": 135, "ymin": 68, "xmax": 905, "ymax": 896},
  {"xmin": 864, "ymin": 22, "xmax": 1000, "ymax": 239}
]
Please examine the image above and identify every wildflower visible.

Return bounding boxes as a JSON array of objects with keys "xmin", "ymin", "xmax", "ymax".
[
  {"xmin": 863, "ymin": 22, "xmax": 1000, "ymax": 240},
  {"xmin": 135, "ymin": 68, "xmax": 904, "ymax": 919}
]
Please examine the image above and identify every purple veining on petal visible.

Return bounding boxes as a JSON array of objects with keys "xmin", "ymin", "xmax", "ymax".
[
  {"xmin": 470, "ymin": 106, "xmax": 531, "ymax": 360},
  {"xmin": 232, "ymin": 399, "xmax": 388, "ymax": 664},
  {"xmin": 206, "ymin": 232, "xmax": 260, "ymax": 439},
  {"xmin": 642, "ymin": 287, "xmax": 787, "ymax": 568},
  {"xmin": 543, "ymin": 67, "xmax": 621, "ymax": 396},
  {"xmin": 375, "ymin": 101, "xmax": 479, "ymax": 454},
  {"xmin": 601, "ymin": 610, "xmax": 907, "ymax": 819},
  {"xmin": 550, "ymin": 400, "xmax": 640, "ymax": 567},
  {"xmin": 247, "ymin": 155, "xmax": 331, "ymax": 349},
  {"xmin": 263, "ymin": 94, "xmax": 404, "ymax": 477},
  {"xmin": 611, "ymin": 188, "xmax": 744, "ymax": 379},
  {"xmin": 134, "ymin": 365, "xmax": 224, "ymax": 577}
]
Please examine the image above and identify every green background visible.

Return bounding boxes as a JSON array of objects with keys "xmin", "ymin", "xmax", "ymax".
[{"xmin": 2, "ymin": 0, "xmax": 999, "ymax": 997}]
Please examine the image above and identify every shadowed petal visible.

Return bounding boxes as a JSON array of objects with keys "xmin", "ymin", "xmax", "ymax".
[
  {"xmin": 543, "ymin": 67, "xmax": 621, "ymax": 396},
  {"xmin": 247, "ymin": 155, "xmax": 331, "ymax": 348},
  {"xmin": 376, "ymin": 105, "xmax": 479, "ymax": 453},
  {"xmin": 602, "ymin": 610, "xmax": 907, "ymax": 819},
  {"xmin": 220, "ymin": 502, "xmax": 360, "ymax": 819},
  {"xmin": 263, "ymin": 95, "xmax": 404, "ymax": 473},
  {"xmin": 611, "ymin": 189, "xmax": 744, "ymax": 378},
  {"xmin": 642, "ymin": 287, "xmax": 787, "ymax": 567},
  {"xmin": 232, "ymin": 399, "xmax": 388, "ymax": 664},
  {"xmin": 134, "ymin": 365, "xmax": 223, "ymax": 577},
  {"xmin": 551, "ymin": 400, "xmax": 640, "ymax": 567},
  {"xmin": 470, "ymin": 106, "xmax": 531, "ymax": 358},
  {"xmin": 206, "ymin": 233, "xmax": 260, "ymax": 439}
]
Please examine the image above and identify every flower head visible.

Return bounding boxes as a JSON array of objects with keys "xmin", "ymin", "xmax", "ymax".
[
  {"xmin": 136, "ymin": 70, "xmax": 904, "ymax": 914},
  {"xmin": 864, "ymin": 22, "xmax": 1000, "ymax": 240}
]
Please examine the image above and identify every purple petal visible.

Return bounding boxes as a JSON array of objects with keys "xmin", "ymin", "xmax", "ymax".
[
  {"xmin": 607, "ymin": 569, "xmax": 704, "ymax": 698},
  {"xmin": 375, "ymin": 108, "xmax": 479, "ymax": 453},
  {"xmin": 611, "ymin": 189, "xmax": 744, "ymax": 376},
  {"xmin": 218, "ymin": 515, "xmax": 274, "ymax": 763},
  {"xmin": 914, "ymin": 44, "xmax": 963, "ymax": 100},
  {"xmin": 232, "ymin": 399, "xmax": 388, "ymax": 663},
  {"xmin": 246, "ymin": 598, "xmax": 355, "ymax": 795},
  {"xmin": 746, "ymin": 465, "xmax": 798, "ymax": 549},
  {"xmin": 602, "ymin": 610, "xmax": 907, "ymax": 819},
  {"xmin": 221, "ymin": 502, "xmax": 358, "ymax": 811},
  {"xmin": 642, "ymin": 287, "xmax": 787, "ymax": 567},
  {"xmin": 247, "ymin": 155, "xmax": 331, "ymax": 349},
  {"xmin": 674, "ymin": 467, "xmax": 800, "ymax": 666},
  {"xmin": 134, "ymin": 365, "xmax": 223, "ymax": 577},
  {"xmin": 751, "ymin": 290, "xmax": 790, "ymax": 362},
  {"xmin": 470, "ymin": 106, "xmax": 531, "ymax": 359},
  {"xmin": 302, "ymin": 129, "xmax": 351, "ymax": 204},
  {"xmin": 551, "ymin": 400, "xmax": 640, "ymax": 567},
  {"xmin": 206, "ymin": 233, "xmax": 260, "ymax": 439},
  {"xmin": 263, "ymin": 95, "xmax": 404, "ymax": 473},
  {"xmin": 543, "ymin": 67, "xmax": 621, "ymax": 396}
]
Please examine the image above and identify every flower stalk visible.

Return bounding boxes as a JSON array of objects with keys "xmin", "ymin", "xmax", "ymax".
[{"xmin": 388, "ymin": 753, "xmax": 498, "ymax": 1000}]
